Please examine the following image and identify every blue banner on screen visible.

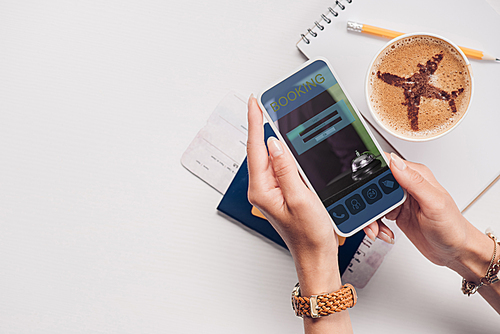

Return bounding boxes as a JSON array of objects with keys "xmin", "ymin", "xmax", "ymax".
[{"xmin": 286, "ymin": 99, "xmax": 355, "ymax": 155}]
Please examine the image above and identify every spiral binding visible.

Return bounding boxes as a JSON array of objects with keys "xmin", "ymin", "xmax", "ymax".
[{"xmin": 300, "ymin": 0, "xmax": 352, "ymax": 44}]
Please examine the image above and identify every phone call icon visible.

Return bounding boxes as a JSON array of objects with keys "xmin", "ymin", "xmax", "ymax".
[
  {"xmin": 329, "ymin": 205, "xmax": 349, "ymax": 225},
  {"xmin": 332, "ymin": 212, "xmax": 345, "ymax": 219}
]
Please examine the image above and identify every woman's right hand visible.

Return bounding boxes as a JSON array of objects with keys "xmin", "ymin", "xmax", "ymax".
[
  {"xmin": 366, "ymin": 153, "xmax": 493, "ymax": 277},
  {"xmin": 366, "ymin": 153, "xmax": 500, "ymax": 313}
]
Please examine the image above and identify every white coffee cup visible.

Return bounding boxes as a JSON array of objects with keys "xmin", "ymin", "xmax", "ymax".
[{"xmin": 365, "ymin": 33, "xmax": 474, "ymax": 142}]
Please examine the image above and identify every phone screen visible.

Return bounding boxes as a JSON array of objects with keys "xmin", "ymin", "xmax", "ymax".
[{"xmin": 260, "ymin": 59, "xmax": 404, "ymax": 234}]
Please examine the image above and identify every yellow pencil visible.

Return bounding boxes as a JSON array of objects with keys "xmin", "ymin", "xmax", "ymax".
[{"xmin": 347, "ymin": 21, "xmax": 499, "ymax": 62}]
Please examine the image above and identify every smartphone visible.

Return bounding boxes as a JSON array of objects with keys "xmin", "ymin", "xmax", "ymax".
[{"xmin": 258, "ymin": 58, "xmax": 406, "ymax": 237}]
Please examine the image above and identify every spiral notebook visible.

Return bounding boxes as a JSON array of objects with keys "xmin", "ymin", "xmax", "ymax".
[{"xmin": 296, "ymin": 0, "xmax": 500, "ymax": 211}]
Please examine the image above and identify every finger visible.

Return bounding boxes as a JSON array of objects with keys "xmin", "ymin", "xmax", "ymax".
[
  {"xmin": 376, "ymin": 220, "xmax": 395, "ymax": 244},
  {"xmin": 364, "ymin": 222, "xmax": 378, "ymax": 241},
  {"xmin": 267, "ymin": 137, "xmax": 308, "ymax": 200},
  {"xmin": 247, "ymin": 95, "xmax": 269, "ymax": 179},
  {"xmin": 385, "ymin": 205, "xmax": 402, "ymax": 221},
  {"xmin": 385, "ymin": 151, "xmax": 443, "ymax": 191},
  {"xmin": 408, "ymin": 162, "xmax": 446, "ymax": 192},
  {"xmin": 389, "ymin": 153, "xmax": 442, "ymax": 208},
  {"xmin": 364, "ymin": 220, "xmax": 395, "ymax": 244}
]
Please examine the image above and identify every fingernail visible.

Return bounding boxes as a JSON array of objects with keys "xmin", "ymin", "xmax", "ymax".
[
  {"xmin": 268, "ymin": 137, "xmax": 283, "ymax": 157},
  {"xmin": 390, "ymin": 152, "xmax": 407, "ymax": 171},
  {"xmin": 365, "ymin": 226, "xmax": 376, "ymax": 241},
  {"xmin": 248, "ymin": 93, "xmax": 254, "ymax": 105},
  {"xmin": 378, "ymin": 231, "xmax": 395, "ymax": 244}
]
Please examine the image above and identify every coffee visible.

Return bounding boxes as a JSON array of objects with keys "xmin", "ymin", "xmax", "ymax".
[{"xmin": 367, "ymin": 34, "xmax": 472, "ymax": 140}]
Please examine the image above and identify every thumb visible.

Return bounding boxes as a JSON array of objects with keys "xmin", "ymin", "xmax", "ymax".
[
  {"xmin": 267, "ymin": 137, "xmax": 307, "ymax": 199},
  {"xmin": 389, "ymin": 153, "xmax": 440, "ymax": 207}
]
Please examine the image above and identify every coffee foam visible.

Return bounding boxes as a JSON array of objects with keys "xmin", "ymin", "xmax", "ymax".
[{"xmin": 368, "ymin": 35, "xmax": 472, "ymax": 139}]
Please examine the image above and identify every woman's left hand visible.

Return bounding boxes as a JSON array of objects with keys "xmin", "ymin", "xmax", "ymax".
[{"xmin": 246, "ymin": 95, "xmax": 340, "ymax": 295}]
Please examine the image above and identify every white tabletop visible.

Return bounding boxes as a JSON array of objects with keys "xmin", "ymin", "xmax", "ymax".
[{"xmin": 1, "ymin": 1, "xmax": 499, "ymax": 333}]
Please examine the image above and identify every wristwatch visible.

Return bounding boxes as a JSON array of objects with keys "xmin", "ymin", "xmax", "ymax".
[{"xmin": 291, "ymin": 282, "xmax": 357, "ymax": 318}]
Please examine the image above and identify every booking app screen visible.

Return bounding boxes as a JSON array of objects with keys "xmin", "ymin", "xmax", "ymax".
[{"xmin": 261, "ymin": 60, "xmax": 404, "ymax": 233}]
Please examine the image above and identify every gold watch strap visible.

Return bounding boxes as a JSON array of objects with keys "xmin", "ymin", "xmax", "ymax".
[{"xmin": 291, "ymin": 283, "xmax": 357, "ymax": 318}]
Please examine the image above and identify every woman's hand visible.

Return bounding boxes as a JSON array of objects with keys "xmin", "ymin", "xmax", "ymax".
[
  {"xmin": 246, "ymin": 95, "xmax": 353, "ymax": 333},
  {"xmin": 387, "ymin": 153, "xmax": 471, "ymax": 267},
  {"xmin": 246, "ymin": 96, "xmax": 339, "ymax": 294},
  {"xmin": 366, "ymin": 153, "xmax": 493, "ymax": 281},
  {"xmin": 368, "ymin": 153, "xmax": 500, "ymax": 313}
]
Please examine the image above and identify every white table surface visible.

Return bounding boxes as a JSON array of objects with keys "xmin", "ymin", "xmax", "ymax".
[{"xmin": 1, "ymin": 1, "xmax": 499, "ymax": 333}]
